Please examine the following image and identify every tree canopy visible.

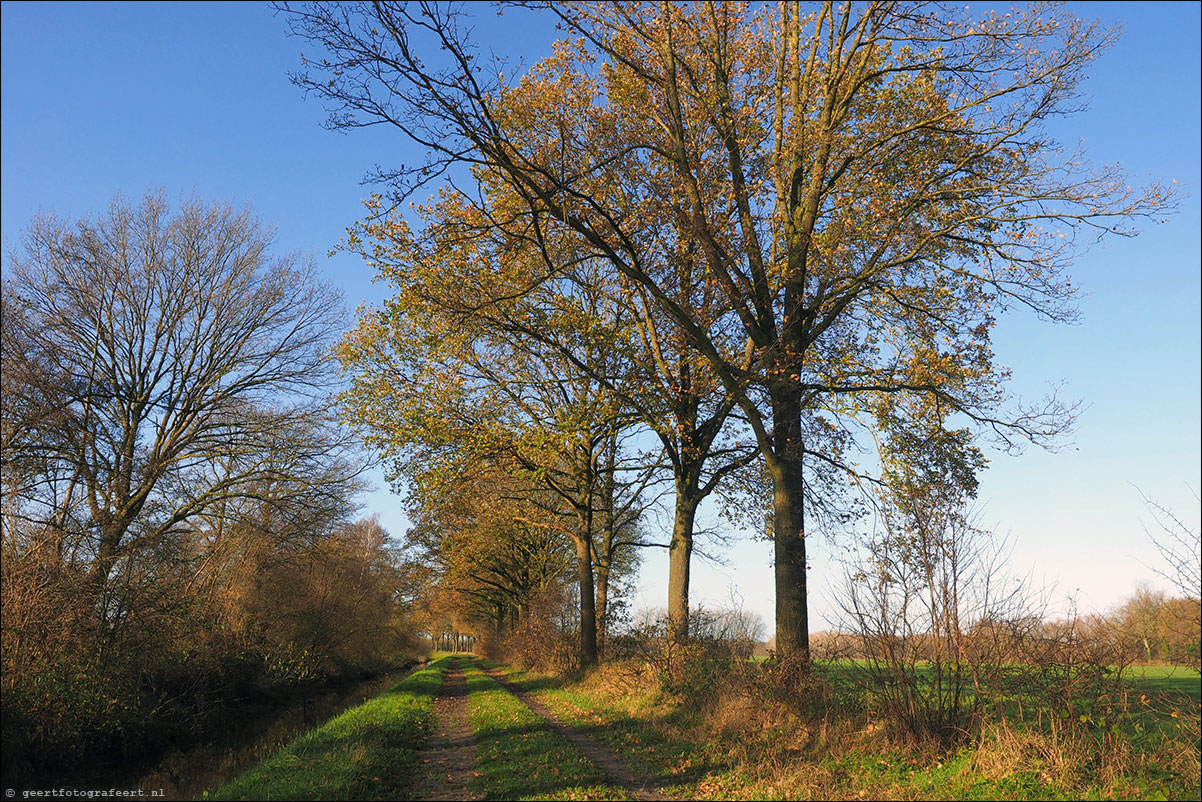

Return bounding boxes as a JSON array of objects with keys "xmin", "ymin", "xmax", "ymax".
[{"xmin": 283, "ymin": 0, "xmax": 1176, "ymax": 663}]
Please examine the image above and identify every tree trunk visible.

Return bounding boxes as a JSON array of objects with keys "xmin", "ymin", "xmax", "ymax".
[
  {"xmin": 667, "ymin": 487, "xmax": 699, "ymax": 645},
  {"xmin": 574, "ymin": 534, "xmax": 598, "ymax": 668},
  {"xmin": 595, "ymin": 432, "xmax": 616, "ymax": 652},
  {"xmin": 91, "ymin": 523, "xmax": 122, "ymax": 592},
  {"xmin": 595, "ymin": 563, "xmax": 610, "ymax": 648},
  {"xmin": 769, "ymin": 386, "xmax": 810, "ymax": 664}
]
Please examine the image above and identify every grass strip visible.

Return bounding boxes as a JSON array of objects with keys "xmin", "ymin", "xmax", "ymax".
[
  {"xmin": 495, "ymin": 665, "xmax": 751, "ymax": 800},
  {"xmin": 204, "ymin": 657, "xmax": 449, "ymax": 801},
  {"xmin": 463, "ymin": 658, "xmax": 634, "ymax": 800}
]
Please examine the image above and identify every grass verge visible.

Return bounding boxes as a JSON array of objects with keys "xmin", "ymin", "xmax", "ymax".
[
  {"xmin": 501, "ymin": 659, "xmax": 1201, "ymax": 801},
  {"xmin": 497, "ymin": 663, "xmax": 757, "ymax": 800},
  {"xmin": 463, "ymin": 657, "xmax": 634, "ymax": 800},
  {"xmin": 204, "ymin": 657, "xmax": 448, "ymax": 801}
]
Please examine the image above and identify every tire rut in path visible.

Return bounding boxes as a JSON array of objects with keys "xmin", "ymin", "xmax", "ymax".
[
  {"xmin": 481, "ymin": 665, "xmax": 668, "ymax": 802},
  {"xmin": 410, "ymin": 658, "xmax": 481, "ymax": 801}
]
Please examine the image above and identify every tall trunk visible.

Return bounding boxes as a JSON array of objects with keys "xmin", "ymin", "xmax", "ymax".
[
  {"xmin": 769, "ymin": 386, "xmax": 810, "ymax": 664},
  {"xmin": 574, "ymin": 533, "xmax": 598, "ymax": 668},
  {"xmin": 92, "ymin": 529, "xmax": 119, "ymax": 592},
  {"xmin": 667, "ymin": 485, "xmax": 699, "ymax": 645},
  {"xmin": 595, "ymin": 431, "xmax": 617, "ymax": 650},
  {"xmin": 595, "ymin": 564, "xmax": 610, "ymax": 646},
  {"xmin": 91, "ymin": 522, "xmax": 126, "ymax": 639}
]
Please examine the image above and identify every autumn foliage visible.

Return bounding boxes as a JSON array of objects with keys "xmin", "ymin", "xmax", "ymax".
[{"xmin": 285, "ymin": 0, "xmax": 1176, "ymax": 668}]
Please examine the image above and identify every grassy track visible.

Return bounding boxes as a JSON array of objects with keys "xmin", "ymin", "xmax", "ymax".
[
  {"xmin": 198, "ymin": 655, "xmax": 1199, "ymax": 800},
  {"xmin": 462, "ymin": 658, "xmax": 634, "ymax": 800},
  {"xmin": 204, "ymin": 657, "xmax": 449, "ymax": 801},
  {"xmin": 497, "ymin": 664, "xmax": 755, "ymax": 800}
]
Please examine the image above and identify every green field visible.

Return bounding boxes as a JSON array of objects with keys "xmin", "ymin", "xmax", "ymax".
[
  {"xmin": 1124, "ymin": 663, "xmax": 1202, "ymax": 698},
  {"xmin": 779, "ymin": 658, "xmax": 1201, "ymax": 702}
]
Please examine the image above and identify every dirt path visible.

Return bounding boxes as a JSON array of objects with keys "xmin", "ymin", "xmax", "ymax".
[
  {"xmin": 480, "ymin": 665, "xmax": 668, "ymax": 802},
  {"xmin": 410, "ymin": 658, "xmax": 481, "ymax": 802}
]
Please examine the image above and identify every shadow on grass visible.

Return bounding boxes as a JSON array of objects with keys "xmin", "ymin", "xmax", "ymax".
[
  {"xmin": 506, "ymin": 673, "xmax": 573, "ymax": 694},
  {"xmin": 474, "ymin": 718, "xmax": 622, "ymax": 800},
  {"xmin": 470, "ymin": 658, "xmax": 574, "ymax": 695},
  {"xmin": 502, "ymin": 673, "xmax": 736, "ymax": 792},
  {"xmin": 1125, "ymin": 666, "xmax": 1202, "ymax": 701},
  {"xmin": 567, "ymin": 707, "xmax": 737, "ymax": 790}
]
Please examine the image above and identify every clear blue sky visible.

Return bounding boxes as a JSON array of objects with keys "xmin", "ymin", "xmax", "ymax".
[{"xmin": 3, "ymin": 1, "xmax": 1198, "ymax": 630}]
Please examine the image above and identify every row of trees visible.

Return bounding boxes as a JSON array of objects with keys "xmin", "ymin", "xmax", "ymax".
[
  {"xmin": 1112, "ymin": 584, "xmax": 1200, "ymax": 668},
  {"xmin": 282, "ymin": 0, "xmax": 1173, "ymax": 668},
  {"xmin": 1, "ymin": 195, "xmax": 421, "ymax": 781}
]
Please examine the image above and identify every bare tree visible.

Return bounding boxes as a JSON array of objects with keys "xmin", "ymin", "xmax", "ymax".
[
  {"xmin": 1137, "ymin": 488, "xmax": 1201, "ymax": 669},
  {"xmin": 838, "ymin": 489, "xmax": 1028, "ymax": 741},
  {"xmin": 1, "ymin": 191, "xmax": 351, "ymax": 611},
  {"xmin": 1139, "ymin": 489, "xmax": 1201, "ymax": 604}
]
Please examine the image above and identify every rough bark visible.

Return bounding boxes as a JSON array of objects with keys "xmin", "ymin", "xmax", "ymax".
[
  {"xmin": 666, "ymin": 488, "xmax": 699, "ymax": 645},
  {"xmin": 769, "ymin": 384, "xmax": 809, "ymax": 663},
  {"xmin": 574, "ymin": 533, "xmax": 598, "ymax": 668}
]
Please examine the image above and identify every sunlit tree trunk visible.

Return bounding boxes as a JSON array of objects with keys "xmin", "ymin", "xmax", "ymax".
[
  {"xmin": 667, "ymin": 487, "xmax": 699, "ymax": 645},
  {"xmin": 573, "ymin": 532, "xmax": 598, "ymax": 668}
]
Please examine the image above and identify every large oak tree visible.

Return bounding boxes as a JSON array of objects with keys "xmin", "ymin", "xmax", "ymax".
[{"xmin": 284, "ymin": 1, "xmax": 1175, "ymax": 662}]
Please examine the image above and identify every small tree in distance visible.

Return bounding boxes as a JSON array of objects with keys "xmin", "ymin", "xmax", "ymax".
[{"xmin": 1137, "ymin": 488, "xmax": 1201, "ymax": 669}]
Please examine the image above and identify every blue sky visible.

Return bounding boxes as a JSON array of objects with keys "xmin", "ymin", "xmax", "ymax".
[{"xmin": 2, "ymin": 1, "xmax": 1198, "ymax": 630}]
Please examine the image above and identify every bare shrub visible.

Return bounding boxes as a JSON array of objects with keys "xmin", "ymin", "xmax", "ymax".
[
  {"xmin": 492, "ymin": 584, "xmax": 581, "ymax": 675},
  {"xmin": 972, "ymin": 693, "xmax": 1201, "ymax": 799},
  {"xmin": 614, "ymin": 605, "xmax": 767, "ymax": 702},
  {"xmin": 838, "ymin": 497, "xmax": 1029, "ymax": 741},
  {"xmin": 995, "ymin": 605, "xmax": 1133, "ymax": 743}
]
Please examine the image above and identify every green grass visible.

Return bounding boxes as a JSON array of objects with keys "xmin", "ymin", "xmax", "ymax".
[
  {"xmin": 462, "ymin": 657, "xmax": 633, "ymax": 800},
  {"xmin": 199, "ymin": 654, "xmax": 1198, "ymax": 801},
  {"xmin": 204, "ymin": 658, "xmax": 449, "ymax": 801},
  {"xmin": 790, "ymin": 658, "xmax": 1198, "ymax": 691},
  {"xmin": 496, "ymin": 663, "xmax": 749, "ymax": 800},
  {"xmin": 1124, "ymin": 664, "xmax": 1202, "ymax": 699}
]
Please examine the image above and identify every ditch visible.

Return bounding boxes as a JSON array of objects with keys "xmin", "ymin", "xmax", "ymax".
[{"xmin": 46, "ymin": 668, "xmax": 413, "ymax": 801}]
